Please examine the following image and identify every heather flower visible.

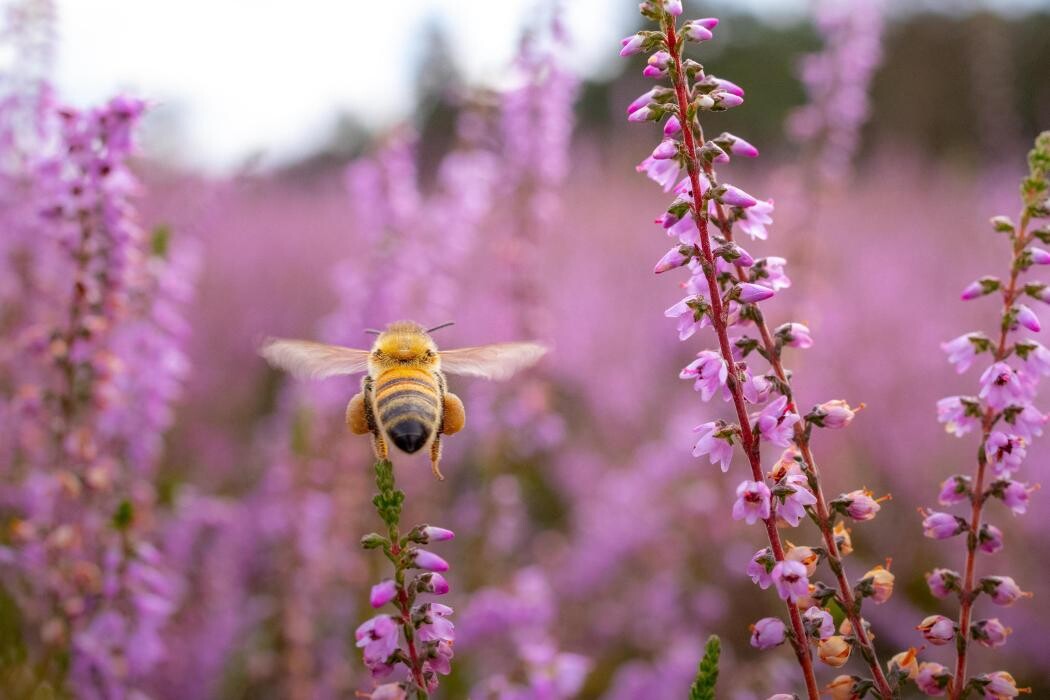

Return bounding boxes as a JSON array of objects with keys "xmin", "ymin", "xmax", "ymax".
[
  {"xmin": 777, "ymin": 474, "xmax": 817, "ymax": 527},
  {"xmin": 938, "ymin": 475, "xmax": 972, "ymax": 506},
  {"xmin": 413, "ymin": 572, "xmax": 450, "ymax": 596},
  {"xmin": 861, "ymin": 564, "xmax": 895, "ymax": 604},
  {"xmin": 771, "ymin": 560, "xmax": 808, "ymax": 602},
  {"xmin": 666, "ymin": 296, "xmax": 707, "ymax": 340},
  {"xmin": 619, "ymin": 33, "xmax": 646, "ymax": 57},
  {"xmin": 737, "ymin": 282, "xmax": 776, "ymax": 304},
  {"xmin": 416, "ymin": 603, "xmax": 455, "ymax": 643},
  {"xmin": 937, "ymin": 396, "xmax": 982, "ymax": 436},
  {"xmin": 916, "ymin": 615, "xmax": 955, "ymax": 645},
  {"xmin": 997, "ymin": 480, "xmax": 1033, "ymax": 514},
  {"xmin": 356, "ymin": 615, "xmax": 400, "ymax": 675},
  {"xmin": 682, "ymin": 21, "xmax": 714, "ymax": 43},
  {"xmin": 1015, "ymin": 304, "xmax": 1041, "ymax": 332},
  {"xmin": 837, "ymin": 488, "xmax": 882, "ymax": 521},
  {"xmin": 981, "ymin": 576, "xmax": 1031, "ymax": 606},
  {"xmin": 809, "ymin": 399, "xmax": 857, "ymax": 429},
  {"xmin": 926, "ymin": 568, "xmax": 961, "ymax": 598},
  {"xmin": 984, "ymin": 432, "xmax": 1026, "ymax": 476},
  {"xmin": 976, "ymin": 671, "xmax": 1027, "ymax": 699},
  {"xmin": 750, "ymin": 617, "xmax": 787, "ymax": 650},
  {"xmin": 737, "ymin": 199, "xmax": 775, "ymax": 240},
  {"xmin": 742, "ymin": 370, "xmax": 773, "ymax": 404},
  {"xmin": 816, "ymin": 636, "xmax": 851, "ymax": 667},
  {"xmin": 732, "ymin": 480, "xmax": 771, "ymax": 524},
  {"xmin": 692, "ymin": 421, "xmax": 733, "ymax": 471},
  {"xmin": 942, "ymin": 333, "xmax": 985, "ymax": 373},
  {"xmin": 369, "ymin": 684, "xmax": 408, "ymax": 700},
  {"xmin": 420, "ymin": 526, "xmax": 455, "ymax": 543},
  {"xmin": 680, "ymin": 351, "xmax": 729, "ymax": 401},
  {"xmin": 888, "ymin": 648, "xmax": 921, "ymax": 681},
  {"xmin": 803, "ymin": 606, "xmax": 834, "ymax": 640},
  {"xmin": 747, "ymin": 548, "xmax": 774, "ymax": 589},
  {"xmin": 921, "ymin": 510, "xmax": 967, "ymax": 540},
  {"xmin": 972, "ymin": 618, "xmax": 1012, "ymax": 648},
  {"xmin": 653, "ymin": 245, "xmax": 690, "ymax": 274},
  {"xmin": 371, "ymin": 580, "xmax": 398, "ymax": 608},
  {"xmin": 978, "ymin": 524, "xmax": 1004, "ymax": 554},
  {"xmin": 776, "ymin": 322, "xmax": 812, "ymax": 348},
  {"xmin": 753, "ymin": 395, "xmax": 800, "ymax": 447},
  {"xmin": 978, "ymin": 362, "xmax": 1025, "ymax": 409},
  {"xmin": 916, "ymin": 662, "xmax": 952, "ymax": 696},
  {"xmin": 716, "ymin": 184, "xmax": 758, "ymax": 208},
  {"xmin": 409, "ymin": 549, "xmax": 450, "ymax": 572}
]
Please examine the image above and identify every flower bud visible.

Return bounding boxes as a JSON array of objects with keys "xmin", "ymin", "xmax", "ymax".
[
  {"xmin": 1029, "ymin": 247, "xmax": 1050, "ymax": 264},
  {"xmin": 824, "ymin": 676, "xmax": 856, "ymax": 700},
  {"xmin": 937, "ymin": 475, "xmax": 971, "ymax": 505},
  {"xmin": 749, "ymin": 617, "xmax": 786, "ymax": 650},
  {"xmin": 421, "ymin": 526, "xmax": 455, "ymax": 542},
  {"xmin": 370, "ymin": 580, "xmax": 398, "ymax": 608},
  {"xmin": 921, "ymin": 510, "xmax": 967, "ymax": 540},
  {"xmin": 664, "ymin": 0, "xmax": 683, "ymax": 16},
  {"xmin": 663, "ymin": 115, "xmax": 682, "ymax": 135},
  {"xmin": 837, "ymin": 488, "xmax": 883, "ymax": 521},
  {"xmin": 619, "ymin": 33, "xmax": 645, "ymax": 57},
  {"xmin": 409, "ymin": 549, "xmax": 450, "ymax": 572},
  {"xmin": 861, "ymin": 564, "xmax": 895, "ymax": 604},
  {"xmin": 737, "ymin": 283, "xmax": 775, "ymax": 304},
  {"xmin": 626, "ymin": 88, "xmax": 656, "ymax": 115},
  {"xmin": 916, "ymin": 662, "xmax": 952, "ymax": 696},
  {"xmin": 811, "ymin": 400, "xmax": 858, "ymax": 429},
  {"xmin": 926, "ymin": 568, "xmax": 960, "ymax": 598},
  {"xmin": 976, "ymin": 671, "xmax": 1027, "ymax": 700},
  {"xmin": 887, "ymin": 647, "xmax": 920, "ymax": 681},
  {"xmin": 972, "ymin": 618, "xmax": 1011, "ymax": 648},
  {"xmin": 651, "ymin": 139, "xmax": 679, "ymax": 160},
  {"xmin": 654, "ymin": 246, "xmax": 691, "ymax": 274},
  {"xmin": 981, "ymin": 575, "xmax": 1031, "ymax": 606},
  {"xmin": 816, "ymin": 636, "xmax": 851, "ymax": 667},
  {"xmin": 682, "ymin": 22, "xmax": 713, "ymax": 42},
  {"xmin": 716, "ymin": 184, "xmax": 758, "ymax": 208},
  {"xmin": 802, "ymin": 605, "xmax": 834, "ymax": 640},
  {"xmin": 413, "ymin": 572, "xmax": 450, "ymax": 595},
  {"xmin": 1016, "ymin": 303, "xmax": 1041, "ymax": 332},
  {"xmin": 978, "ymin": 523, "xmax": 1004, "ymax": 554},
  {"xmin": 916, "ymin": 615, "xmax": 955, "ymax": 645},
  {"xmin": 786, "ymin": 544, "xmax": 819, "ymax": 577}
]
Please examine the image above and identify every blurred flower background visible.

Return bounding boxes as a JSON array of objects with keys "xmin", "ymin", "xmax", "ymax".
[{"xmin": 2, "ymin": 0, "xmax": 1050, "ymax": 698}]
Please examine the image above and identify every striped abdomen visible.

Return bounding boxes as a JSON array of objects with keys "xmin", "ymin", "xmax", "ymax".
[{"xmin": 373, "ymin": 368, "xmax": 441, "ymax": 454}]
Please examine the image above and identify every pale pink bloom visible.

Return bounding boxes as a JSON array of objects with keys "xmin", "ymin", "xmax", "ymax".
[
  {"xmin": 978, "ymin": 362, "xmax": 1025, "ymax": 410},
  {"xmin": 803, "ymin": 606, "xmax": 834, "ymax": 640},
  {"xmin": 942, "ymin": 333, "xmax": 982, "ymax": 373},
  {"xmin": 937, "ymin": 396, "xmax": 981, "ymax": 436},
  {"xmin": 692, "ymin": 421, "xmax": 733, "ymax": 472},
  {"xmin": 915, "ymin": 662, "xmax": 951, "ymax": 696},
  {"xmin": 747, "ymin": 548, "xmax": 774, "ymax": 589},
  {"xmin": 982, "ymin": 576, "xmax": 1030, "ymax": 606},
  {"xmin": 916, "ymin": 615, "xmax": 955, "ymax": 645},
  {"xmin": 926, "ymin": 568, "xmax": 959, "ymax": 598},
  {"xmin": 732, "ymin": 480, "xmax": 771, "ymax": 524},
  {"xmin": 922, "ymin": 510, "xmax": 965, "ymax": 540},
  {"xmin": 984, "ymin": 431, "xmax": 1026, "ymax": 477},
  {"xmin": 738, "ymin": 283, "xmax": 775, "ymax": 304},
  {"xmin": 410, "ymin": 549, "xmax": 450, "ymax": 572},
  {"xmin": 370, "ymin": 580, "xmax": 398, "ymax": 608},
  {"xmin": 636, "ymin": 155, "xmax": 681, "ymax": 191},
  {"xmin": 937, "ymin": 475, "xmax": 971, "ymax": 505},
  {"xmin": 999, "ymin": 480, "xmax": 1032, "ymax": 514},
  {"xmin": 771, "ymin": 560, "xmax": 808, "ymax": 602},
  {"xmin": 422, "ymin": 526, "xmax": 455, "ymax": 542},
  {"xmin": 355, "ymin": 615, "xmax": 400, "ymax": 676},
  {"xmin": 416, "ymin": 602, "xmax": 455, "ymax": 643},
  {"xmin": 654, "ymin": 245, "xmax": 690, "ymax": 274},
  {"xmin": 972, "ymin": 618, "xmax": 1011, "ymax": 648},
  {"xmin": 738, "ymin": 199, "xmax": 774, "ymax": 240},
  {"xmin": 1016, "ymin": 303, "xmax": 1041, "ymax": 332},
  {"xmin": 753, "ymin": 395, "xmax": 800, "ymax": 447},
  {"xmin": 680, "ymin": 350, "xmax": 729, "ymax": 401},
  {"xmin": 778, "ymin": 474, "xmax": 816, "ymax": 526},
  {"xmin": 619, "ymin": 33, "xmax": 645, "ymax": 57},
  {"xmin": 749, "ymin": 617, "xmax": 786, "ymax": 649}
]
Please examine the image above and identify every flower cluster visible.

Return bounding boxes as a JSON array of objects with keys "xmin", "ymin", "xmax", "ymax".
[
  {"xmin": 358, "ymin": 460, "xmax": 455, "ymax": 698},
  {"xmin": 624, "ymin": 3, "xmax": 898, "ymax": 697},
  {"xmin": 918, "ymin": 133, "xmax": 1050, "ymax": 699}
]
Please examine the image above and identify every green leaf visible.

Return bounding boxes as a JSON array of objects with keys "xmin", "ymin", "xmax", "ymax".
[{"xmin": 689, "ymin": 635, "xmax": 720, "ymax": 700}]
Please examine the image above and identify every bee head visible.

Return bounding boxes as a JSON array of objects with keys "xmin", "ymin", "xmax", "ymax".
[{"xmin": 371, "ymin": 321, "xmax": 439, "ymax": 368}]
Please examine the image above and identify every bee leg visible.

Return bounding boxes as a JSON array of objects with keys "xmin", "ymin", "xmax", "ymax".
[
  {"xmin": 441, "ymin": 392, "xmax": 465, "ymax": 436},
  {"xmin": 346, "ymin": 392, "xmax": 370, "ymax": 435},
  {"xmin": 429, "ymin": 435, "xmax": 445, "ymax": 481},
  {"xmin": 372, "ymin": 431, "xmax": 389, "ymax": 461}
]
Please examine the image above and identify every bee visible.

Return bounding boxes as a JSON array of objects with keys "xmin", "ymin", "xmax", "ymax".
[{"xmin": 260, "ymin": 320, "xmax": 547, "ymax": 480}]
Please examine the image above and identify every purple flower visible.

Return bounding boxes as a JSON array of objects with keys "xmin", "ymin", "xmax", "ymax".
[
  {"xmin": 421, "ymin": 526, "xmax": 455, "ymax": 542},
  {"xmin": 972, "ymin": 618, "xmax": 1012, "ymax": 648},
  {"xmin": 665, "ymin": 296, "xmax": 705, "ymax": 341},
  {"xmin": 643, "ymin": 51, "xmax": 671, "ymax": 79},
  {"xmin": 753, "ymin": 395, "xmax": 800, "ymax": 448},
  {"xmin": 937, "ymin": 396, "xmax": 981, "ymax": 436},
  {"xmin": 771, "ymin": 560, "xmax": 809, "ymax": 602},
  {"xmin": 410, "ymin": 549, "xmax": 450, "ymax": 572},
  {"xmin": 777, "ymin": 474, "xmax": 816, "ymax": 527},
  {"xmin": 803, "ymin": 606, "xmax": 834, "ymax": 640},
  {"xmin": 749, "ymin": 617, "xmax": 786, "ymax": 649},
  {"xmin": 984, "ymin": 432, "xmax": 1026, "ymax": 477},
  {"xmin": 627, "ymin": 104, "xmax": 655, "ymax": 123},
  {"xmin": 738, "ymin": 283, "xmax": 775, "ymax": 304},
  {"xmin": 916, "ymin": 662, "xmax": 952, "ymax": 696},
  {"xmin": 938, "ymin": 475, "xmax": 971, "ymax": 505},
  {"xmin": 732, "ymin": 480, "xmax": 771, "ymax": 524},
  {"xmin": 999, "ymin": 480, "xmax": 1032, "ymax": 514},
  {"xmin": 961, "ymin": 280, "xmax": 985, "ymax": 300},
  {"xmin": 665, "ymin": 0, "xmax": 683, "ymax": 16},
  {"xmin": 680, "ymin": 351, "xmax": 729, "ymax": 401},
  {"xmin": 626, "ymin": 88, "xmax": 656, "ymax": 115},
  {"xmin": 654, "ymin": 245, "xmax": 690, "ymax": 274},
  {"xmin": 414, "ymin": 572, "xmax": 450, "ymax": 595},
  {"xmin": 370, "ymin": 580, "xmax": 398, "ymax": 608},
  {"xmin": 742, "ymin": 369, "xmax": 773, "ymax": 404},
  {"xmin": 692, "ymin": 421, "xmax": 733, "ymax": 472},
  {"xmin": 976, "ymin": 671, "xmax": 1024, "ymax": 699},
  {"xmin": 916, "ymin": 615, "xmax": 955, "ymax": 645},
  {"xmin": 651, "ymin": 138, "xmax": 679, "ymax": 160},
  {"xmin": 1016, "ymin": 304, "xmax": 1041, "ymax": 332},
  {"xmin": 777, "ymin": 322, "xmax": 812, "ymax": 348},
  {"xmin": 982, "ymin": 575, "xmax": 1030, "ymax": 606},
  {"xmin": 717, "ymin": 184, "xmax": 758, "ymax": 208},
  {"xmin": 663, "ymin": 114, "xmax": 682, "ymax": 135},
  {"xmin": 415, "ymin": 602, "xmax": 455, "ymax": 643},
  {"xmin": 926, "ymin": 568, "xmax": 960, "ymax": 598},
  {"xmin": 978, "ymin": 362, "xmax": 1025, "ymax": 410},
  {"xmin": 1030, "ymin": 247, "xmax": 1050, "ymax": 264},
  {"xmin": 747, "ymin": 548, "xmax": 774, "ymax": 589},
  {"xmin": 921, "ymin": 510, "xmax": 966, "ymax": 540},
  {"xmin": 636, "ymin": 155, "xmax": 682, "ymax": 191},
  {"xmin": 978, "ymin": 524, "xmax": 1004, "ymax": 554},
  {"xmin": 355, "ymin": 615, "xmax": 400, "ymax": 676},
  {"xmin": 942, "ymin": 333, "xmax": 983, "ymax": 373},
  {"xmin": 620, "ymin": 33, "xmax": 645, "ymax": 57},
  {"xmin": 738, "ymin": 199, "xmax": 774, "ymax": 240},
  {"xmin": 682, "ymin": 22, "xmax": 713, "ymax": 43},
  {"xmin": 840, "ymin": 488, "xmax": 882, "ymax": 521}
]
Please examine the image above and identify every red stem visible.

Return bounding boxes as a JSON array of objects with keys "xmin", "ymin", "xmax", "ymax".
[
  {"xmin": 389, "ymin": 541, "xmax": 429, "ymax": 696},
  {"xmin": 663, "ymin": 19, "xmax": 821, "ymax": 700},
  {"xmin": 951, "ymin": 212, "xmax": 1030, "ymax": 699}
]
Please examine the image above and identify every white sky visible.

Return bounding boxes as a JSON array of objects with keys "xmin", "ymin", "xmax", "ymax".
[{"xmin": 35, "ymin": 0, "xmax": 1050, "ymax": 172}]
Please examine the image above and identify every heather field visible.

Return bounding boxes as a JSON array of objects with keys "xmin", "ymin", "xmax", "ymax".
[{"xmin": 2, "ymin": 1, "xmax": 1050, "ymax": 699}]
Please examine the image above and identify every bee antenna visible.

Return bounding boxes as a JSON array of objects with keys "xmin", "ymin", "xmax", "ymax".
[
  {"xmin": 364, "ymin": 328, "xmax": 382, "ymax": 336},
  {"xmin": 426, "ymin": 321, "xmax": 455, "ymax": 333}
]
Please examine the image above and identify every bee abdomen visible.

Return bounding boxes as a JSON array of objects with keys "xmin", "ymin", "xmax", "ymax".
[{"xmin": 374, "ymin": 371, "xmax": 440, "ymax": 454}]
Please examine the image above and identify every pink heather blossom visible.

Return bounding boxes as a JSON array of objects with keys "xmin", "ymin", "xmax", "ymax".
[
  {"xmin": 1020, "ymin": 340, "xmax": 1050, "ymax": 376},
  {"xmin": 777, "ymin": 474, "xmax": 816, "ymax": 527},
  {"xmin": 742, "ymin": 370, "xmax": 773, "ymax": 404},
  {"xmin": 737, "ymin": 199, "xmax": 774, "ymax": 240},
  {"xmin": 979, "ymin": 524, "xmax": 1005, "ymax": 554},
  {"xmin": 999, "ymin": 480, "xmax": 1032, "ymax": 514},
  {"xmin": 972, "ymin": 618, "xmax": 1012, "ymax": 648},
  {"xmin": 938, "ymin": 475, "xmax": 971, "ymax": 505},
  {"xmin": 651, "ymin": 138, "xmax": 678, "ymax": 160},
  {"xmin": 922, "ymin": 510, "xmax": 966, "ymax": 540},
  {"xmin": 841, "ymin": 488, "xmax": 882, "ymax": 521},
  {"xmin": 1030, "ymin": 247, "xmax": 1050, "ymax": 264},
  {"xmin": 983, "ymin": 576, "xmax": 1030, "ymax": 606},
  {"xmin": 732, "ymin": 480, "xmax": 771, "ymax": 524},
  {"xmin": 777, "ymin": 322, "xmax": 812, "ymax": 348},
  {"xmin": 370, "ymin": 580, "xmax": 398, "ymax": 608},
  {"xmin": 747, "ymin": 548, "xmax": 774, "ymax": 589},
  {"xmin": 422, "ymin": 526, "xmax": 455, "ymax": 542},
  {"xmin": 620, "ymin": 33, "xmax": 645, "ymax": 57},
  {"xmin": 815, "ymin": 399, "xmax": 856, "ymax": 429},
  {"xmin": 664, "ymin": 0, "xmax": 683, "ymax": 16},
  {"xmin": 1006, "ymin": 403, "xmax": 1047, "ymax": 440},
  {"xmin": 771, "ymin": 560, "xmax": 808, "ymax": 602},
  {"xmin": 984, "ymin": 432, "xmax": 1026, "ymax": 477},
  {"xmin": 721, "ymin": 132, "xmax": 758, "ymax": 158},
  {"xmin": 942, "ymin": 333, "xmax": 983, "ymax": 373},
  {"xmin": 803, "ymin": 606, "xmax": 834, "ymax": 640},
  {"xmin": 718, "ymin": 184, "xmax": 758, "ymax": 208},
  {"xmin": 627, "ymin": 104, "xmax": 655, "ymax": 123},
  {"xmin": 738, "ymin": 282, "xmax": 775, "ymax": 304},
  {"xmin": 1015, "ymin": 304, "xmax": 1041, "ymax": 332},
  {"xmin": 714, "ymin": 91, "xmax": 743, "ymax": 109},
  {"xmin": 410, "ymin": 549, "xmax": 450, "ymax": 572},
  {"xmin": 753, "ymin": 395, "xmax": 800, "ymax": 448},
  {"xmin": 665, "ymin": 296, "xmax": 705, "ymax": 341},
  {"xmin": 692, "ymin": 421, "xmax": 733, "ymax": 471},
  {"xmin": 415, "ymin": 602, "xmax": 455, "ymax": 643},
  {"xmin": 643, "ymin": 51, "xmax": 671, "ymax": 79},
  {"xmin": 916, "ymin": 615, "xmax": 955, "ymax": 645},
  {"xmin": 663, "ymin": 114, "xmax": 682, "ymax": 135},
  {"xmin": 425, "ymin": 639, "xmax": 454, "ymax": 676},
  {"xmin": 636, "ymin": 155, "xmax": 682, "ymax": 191},
  {"xmin": 749, "ymin": 617, "xmax": 786, "ymax": 649},
  {"xmin": 926, "ymin": 568, "xmax": 960, "ymax": 598},
  {"xmin": 355, "ymin": 615, "xmax": 400, "ymax": 676},
  {"xmin": 626, "ymin": 88, "xmax": 656, "ymax": 115},
  {"xmin": 916, "ymin": 662, "xmax": 952, "ymax": 696},
  {"xmin": 961, "ymin": 280, "xmax": 985, "ymax": 300},
  {"xmin": 712, "ymin": 77, "xmax": 744, "ymax": 97},
  {"xmin": 369, "ymin": 684, "xmax": 408, "ymax": 700},
  {"xmin": 680, "ymin": 351, "xmax": 729, "ymax": 401},
  {"xmin": 937, "ymin": 396, "xmax": 981, "ymax": 436},
  {"xmin": 978, "ymin": 362, "xmax": 1025, "ymax": 409},
  {"xmin": 977, "ymin": 671, "xmax": 1024, "ymax": 699},
  {"xmin": 682, "ymin": 22, "xmax": 713, "ymax": 42},
  {"xmin": 415, "ymin": 572, "xmax": 450, "ymax": 595},
  {"xmin": 654, "ymin": 245, "xmax": 690, "ymax": 273}
]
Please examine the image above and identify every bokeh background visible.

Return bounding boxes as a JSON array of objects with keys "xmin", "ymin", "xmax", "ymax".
[{"xmin": 2, "ymin": 0, "xmax": 1050, "ymax": 698}]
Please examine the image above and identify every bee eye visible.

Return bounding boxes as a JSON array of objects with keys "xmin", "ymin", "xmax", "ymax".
[{"xmin": 425, "ymin": 350, "xmax": 435, "ymax": 359}]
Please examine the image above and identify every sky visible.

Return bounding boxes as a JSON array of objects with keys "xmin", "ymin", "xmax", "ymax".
[{"xmin": 27, "ymin": 0, "xmax": 1050, "ymax": 172}]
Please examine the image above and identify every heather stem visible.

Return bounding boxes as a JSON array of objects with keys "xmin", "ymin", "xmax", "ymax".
[
  {"xmin": 663, "ymin": 17, "xmax": 821, "ymax": 700},
  {"xmin": 698, "ymin": 154, "xmax": 894, "ymax": 698},
  {"xmin": 952, "ymin": 211, "xmax": 1031, "ymax": 700}
]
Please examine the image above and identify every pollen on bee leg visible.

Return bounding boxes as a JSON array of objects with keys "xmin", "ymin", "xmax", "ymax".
[{"xmin": 430, "ymin": 436, "xmax": 444, "ymax": 481}]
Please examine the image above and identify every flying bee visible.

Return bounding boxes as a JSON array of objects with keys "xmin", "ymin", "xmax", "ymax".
[{"xmin": 260, "ymin": 320, "xmax": 547, "ymax": 480}]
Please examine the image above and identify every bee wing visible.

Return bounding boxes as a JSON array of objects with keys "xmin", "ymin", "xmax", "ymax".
[
  {"xmin": 439, "ymin": 342, "xmax": 548, "ymax": 380},
  {"xmin": 260, "ymin": 338, "xmax": 371, "ymax": 379}
]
